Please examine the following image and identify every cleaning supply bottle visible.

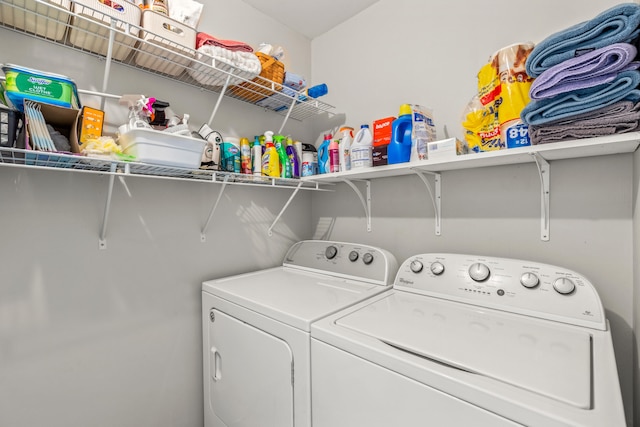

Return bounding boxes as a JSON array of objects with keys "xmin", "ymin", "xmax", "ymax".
[
  {"xmin": 317, "ymin": 133, "xmax": 332, "ymax": 174},
  {"xmin": 388, "ymin": 104, "xmax": 413, "ymax": 164},
  {"xmin": 286, "ymin": 137, "xmax": 300, "ymax": 178},
  {"xmin": 274, "ymin": 134, "xmax": 292, "ymax": 178},
  {"xmin": 240, "ymin": 137, "xmax": 251, "ymax": 174},
  {"xmin": 301, "ymin": 143, "xmax": 317, "ymax": 177},
  {"xmin": 252, "ymin": 135, "xmax": 262, "ymax": 176},
  {"xmin": 261, "ymin": 131, "xmax": 280, "ymax": 177},
  {"xmin": 350, "ymin": 125, "xmax": 373, "ymax": 169},
  {"xmin": 329, "ymin": 138, "xmax": 340, "ymax": 173},
  {"xmin": 338, "ymin": 127, "xmax": 353, "ymax": 172}
]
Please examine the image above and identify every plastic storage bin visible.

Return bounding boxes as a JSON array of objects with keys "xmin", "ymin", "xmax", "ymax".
[
  {"xmin": 0, "ymin": 0, "xmax": 71, "ymax": 41},
  {"xmin": 134, "ymin": 10, "xmax": 196, "ymax": 76},
  {"xmin": 118, "ymin": 128, "xmax": 206, "ymax": 169},
  {"xmin": 68, "ymin": 0, "xmax": 141, "ymax": 62}
]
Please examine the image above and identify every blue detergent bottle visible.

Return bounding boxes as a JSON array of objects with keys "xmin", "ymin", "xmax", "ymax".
[
  {"xmin": 317, "ymin": 133, "xmax": 332, "ymax": 174},
  {"xmin": 388, "ymin": 104, "xmax": 413, "ymax": 164}
]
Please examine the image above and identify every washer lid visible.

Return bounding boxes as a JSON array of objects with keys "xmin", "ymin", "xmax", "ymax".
[
  {"xmin": 335, "ymin": 291, "xmax": 592, "ymax": 409},
  {"xmin": 203, "ymin": 267, "xmax": 385, "ymax": 331}
]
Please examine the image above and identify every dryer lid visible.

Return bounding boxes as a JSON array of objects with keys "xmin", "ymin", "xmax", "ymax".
[{"xmin": 335, "ymin": 291, "xmax": 592, "ymax": 409}]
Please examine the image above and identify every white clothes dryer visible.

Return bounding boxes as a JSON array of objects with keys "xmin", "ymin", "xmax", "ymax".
[
  {"xmin": 201, "ymin": 240, "xmax": 398, "ymax": 427},
  {"xmin": 311, "ymin": 253, "xmax": 626, "ymax": 427}
]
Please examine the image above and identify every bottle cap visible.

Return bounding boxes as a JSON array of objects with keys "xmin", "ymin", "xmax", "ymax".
[{"xmin": 399, "ymin": 104, "xmax": 412, "ymax": 116}]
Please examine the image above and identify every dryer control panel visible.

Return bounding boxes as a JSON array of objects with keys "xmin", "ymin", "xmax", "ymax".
[
  {"xmin": 395, "ymin": 253, "xmax": 606, "ymax": 330},
  {"xmin": 283, "ymin": 240, "xmax": 399, "ymax": 286}
]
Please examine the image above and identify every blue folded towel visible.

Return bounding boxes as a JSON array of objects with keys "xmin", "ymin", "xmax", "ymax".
[
  {"xmin": 521, "ymin": 70, "xmax": 640, "ymax": 125},
  {"xmin": 530, "ymin": 43, "xmax": 639, "ymax": 99},
  {"xmin": 526, "ymin": 3, "xmax": 640, "ymax": 77}
]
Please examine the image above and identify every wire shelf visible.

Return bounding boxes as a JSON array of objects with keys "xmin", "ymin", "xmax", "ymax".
[
  {"xmin": 0, "ymin": 0, "xmax": 335, "ymax": 122},
  {"xmin": 0, "ymin": 146, "xmax": 327, "ymax": 190}
]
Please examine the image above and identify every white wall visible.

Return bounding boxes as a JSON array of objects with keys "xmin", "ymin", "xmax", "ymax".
[
  {"xmin": 311, "ymin": 0, "xmax": 636, "ymax": 425},
  {"xmin": 634, "ymin": 148, "xmax": 640, "ymax": 427},
  {"xmin": 0, "ymin": 1, "xmax": 315, "ymax": 426}
]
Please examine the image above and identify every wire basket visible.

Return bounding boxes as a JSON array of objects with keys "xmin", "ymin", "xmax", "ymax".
[{"xmin": 230, "ymin": 52, "xmax": 284, "ymax": 102}]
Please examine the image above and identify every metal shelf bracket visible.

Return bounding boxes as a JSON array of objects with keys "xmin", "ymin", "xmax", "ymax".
[
  {"xmin": 99, "ymin": 163, "xmax": 118, "ymax": 250},
  {"xmin": 268, "ymin": 181, "xmax": 304, "ymax": 236},
  {"xmin": 342, "ymin": 179, "xmax": 372, "ymax": 232},
  {"xmin": 207, "ymin": 74, "xmax": 233, "ymax": 126},
  {"xmin": 411, "ymin": 169, "xmax": 442, "ymax": 236},
  {"xmin": 531, "ymin": 153, "xmax": 550, "ymax": 241},
  {"xmin": 201, "ymin": 175, "xmax": 230, "ymax": 242}
]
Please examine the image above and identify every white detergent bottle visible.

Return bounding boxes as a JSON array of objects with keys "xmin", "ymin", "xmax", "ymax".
[
  {"xmin": 350, "ymin": 124, "xmax": 373, "ymax": 169},
  {"xmin": 339, "ymin": 128, "xmax": 352, "ymax": 172}
]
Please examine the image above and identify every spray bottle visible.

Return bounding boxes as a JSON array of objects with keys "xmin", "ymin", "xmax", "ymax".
[
  {"xmin": 240, "ymin": 137, "xmax": 251, "ymax": 174},
  {"xmin": 329, "ymin": 138, "xmax": 340, "ymax": 173},
  {"xmin": 286, "ymin": 137, "xmax": 300, "ymax": 178},
  {"xmin": 261, "ymin": 131, "xmax": 280, "ymax": 177},
  {"xmin": 252, "ymin": 135, "xmax": 262, "ymax": 176},
  {"xmin": 274, "ymin": 134, "xmax": 292, "ymax": 178}
]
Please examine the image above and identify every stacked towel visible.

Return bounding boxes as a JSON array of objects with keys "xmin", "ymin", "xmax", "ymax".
[
  {"xmin": 521, "ymin": 70, "xmax": 640, "ymax": 125},
  {"xmin": 529, "ymin": 43, "xmax": 639, "ymax": 99},
  {"xmin": 526, "ymin": 3, "xmax": 640, "ymax": 77},
  {"xmin": 529, "ymin": 100, "xmax": 640, "ymax": 144},
  {"xmin": 521, "ymin": 4, "xmax": 640, "ymax": 143},
  {"xmin": 196, "ymin": 32, "xmax": 254, "ymax": 53}
]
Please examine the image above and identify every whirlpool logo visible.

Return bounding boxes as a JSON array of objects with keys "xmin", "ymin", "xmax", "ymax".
[{"xmin": 398, "ymin": 278, "xmax": 414, "ymax": 286}]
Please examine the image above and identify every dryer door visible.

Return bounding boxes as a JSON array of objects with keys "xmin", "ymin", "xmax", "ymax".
[{"xmin": 207, "ymin": 309, "xmax": 294, "ymax": 427}]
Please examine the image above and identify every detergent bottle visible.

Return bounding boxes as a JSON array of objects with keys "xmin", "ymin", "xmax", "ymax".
[
  {"xmin": 338, "ymin": 127, "xmax": 353, "ymax": 172},
  {"xmin": 388, "ymin": 104, "xmax": 412, "ymax": 164},
  {"xmin": 350, "ymin": 125, "xmax": 373, "ymax": 169},
  {"xmin": 286, "ymin": 137, "xmax": 300, "ymax": 178},
  {"xmin": 317, "ymin": 133, "xmax": 332, "ymax": 174},
  {"xmin": 252, "ymin": 135, "xmax": 262, "ymax": 176},
  {"xmin": 261, "ymin": 131, "xmax": 280, "ymax": 177},
  {"xmin": 329, "ymin": 138, "xmax": 340, "ymax": 173},
  {"xmin": 274, "ymin": 134, "xmax": 292, "ymax": 178},
  {"xmin": 301, "ymin": 143, "xmax": 318, "ymax": 177}
]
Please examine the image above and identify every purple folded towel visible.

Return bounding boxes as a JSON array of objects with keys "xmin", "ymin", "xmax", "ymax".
[
  {"xmin": 530, "ymin": 43, "xmax": 639, "ymax": 100},
  {"xmin": 529, "ymin": 100, "xmax": 640, "ymax": 144}
]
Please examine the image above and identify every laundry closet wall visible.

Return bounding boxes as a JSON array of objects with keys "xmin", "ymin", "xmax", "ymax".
[
  {"xmin": 0, "ymin": 1, "xmax": 317, "ymax": 426},
  {"xmin": 311, "ymin": 0, "xmax": 637, "ymax": 425}
]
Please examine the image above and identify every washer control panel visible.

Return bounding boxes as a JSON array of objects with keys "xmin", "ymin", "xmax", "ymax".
[
  {"xmin": 284, "ymin": 240, "xmax": 399, "ymax": 286},
  {"xmin": 395, "ymin": 253, "xmax": 606, "ymax": 330}
]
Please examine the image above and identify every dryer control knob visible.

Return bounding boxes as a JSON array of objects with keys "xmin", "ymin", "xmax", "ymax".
[
  {"xmin": 430, "ymin": 262, "xmax": 445, "ymax": 276},
  {"xmin": 325, "ymin": 245, "xmax": 338, "ymax": 260},
  {"xmin": 348, "ymin": 251, "xmax": 359, "ymax": 262},
  {"xmin": 410, "ymin": 260, "xmax": 424, "ymax": 273},
  {"xmin": 469, "ymin": 263, "xmax": 490, "ymax": 282},
  {"xmin": 362, "ymin": 253, "xmax": 374, "ymax": 265},
  {"xmin": 553, "ymin": 277, "xmax": 576, "ymax": 295},
  {"xmin": 520, "ymin": 272, "xmax": 540, "ymax": 289}
]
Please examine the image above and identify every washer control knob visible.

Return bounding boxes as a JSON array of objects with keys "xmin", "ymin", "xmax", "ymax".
[
  {"xmin": 553, "ymin": 277, "xmax": 576, "ymax": 295},
  {"xmin": 430, "ymin": 261, "xmax": 445, "ymax": 276},
  {"xmin": 325, "ymin": 245, "xmax": 338, "ymax": 260},
  {"xmin": 520, "ymin": 272, "xmax": 540, "ymax": 289},
  {"xmin": 469, "ymin": 263, "xmax": 490, "ymax": 282},
  {"xmin": 410, "ymin": 260, "xmax": 424, "ymax": 273},
  {"xmin": 348, "ymin": 251, "xmax": 359, "ymax": 262},
  {"xmin": 362, "ymin": 253, "xmax": 374, "ymax": 265}
]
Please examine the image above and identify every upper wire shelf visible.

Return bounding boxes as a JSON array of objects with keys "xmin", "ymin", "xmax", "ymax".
[{"xmin": 0, "ymin": 0, "xmax": 335, "ymax": 122}]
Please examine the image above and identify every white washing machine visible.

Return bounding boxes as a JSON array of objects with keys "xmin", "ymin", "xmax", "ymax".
[
  {"xmin": 201, "ymin": 240, "xmax": 398, "ymax": 427},
  {"xmin": 311, "ymin": 253, "xmax": 626, "ymax": 427}
]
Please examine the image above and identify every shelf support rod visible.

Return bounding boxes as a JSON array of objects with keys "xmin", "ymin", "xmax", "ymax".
[
  {"xmin": 268, "ymin": 181, "xmax": 304, "ymax": 236},
  {"xmin": 342, "ymin": 179, "xmax": 372, "ymax": 232},
  {"xmin": 277, "ymin": 96, "xmax": 299, "ymax": 135},
  {"xmin": 207, "ymin": 74, "xmax": 233, "ymax": 127},
  {"xmin": 201, "ymin": 175, "xmax": 230, "ymax": 242},
  {"xmin": 531, "ymin": 153, "xmax": 550, "ymax": 241},
  {"xmin": 99, "ymin": 163, "xmax": 118, "ymax": 250},
  {"xmin": 99, "ymin": 19, "xmax": 117, "ymax": 111},
  {"xmin": 411, "ymin": 169, "xmax": 442, "ymax": 236}
]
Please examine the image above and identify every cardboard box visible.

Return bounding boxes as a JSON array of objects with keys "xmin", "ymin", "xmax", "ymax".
[
  {"xmin": 427, "ymin": 138, "xmax": 468, "ymax": 160},
  {"xmin": 372, "ymin": 116, "xmax": 395, "ymax": 166},
  {"xmin": 24, "ymin": 100, "xmax": 81, "ymax": 153},
  {"xmin": 79, "ymin": 106, "xmax": 104, "ymax": 144}
]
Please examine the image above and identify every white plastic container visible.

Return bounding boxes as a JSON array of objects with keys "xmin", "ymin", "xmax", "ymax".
[
  {"xmin": 134, "ymin": 10, "xmax": 196, "ymax": 76},
  {"xmin": 118, "ymin": 128, "xmax": 206, "ymax": 169},
  {"xmin": 350, "ymin": 124, "xmax": 373, "ymax": 169},
  {"xmin": 0, "ymin": 0, "xmax": 71, "ymax": 41},
  {"xmin": 69, "ymin": 0, "xmax": 141, "ymax": 61}
]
